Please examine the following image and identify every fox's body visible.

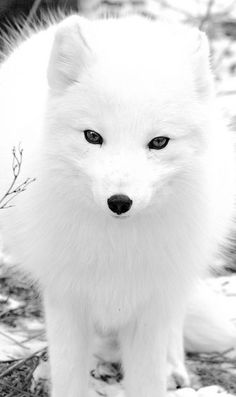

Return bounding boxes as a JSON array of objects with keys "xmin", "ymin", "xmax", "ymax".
[{"xmin": 0, "ymin": 15, "xmax": 235, "ymax": 397}]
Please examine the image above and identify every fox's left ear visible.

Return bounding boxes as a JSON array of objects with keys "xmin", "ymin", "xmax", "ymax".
[
  {"xmin": 190, "ymin": 30, "xmax": 214, "ymax": 98},
  {"xmin": 47, "ymin": 16, "xmax": 92, "ymax": 91}
]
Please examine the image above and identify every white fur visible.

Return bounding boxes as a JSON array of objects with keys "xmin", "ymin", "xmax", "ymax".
[
  {"xmin": 185, "ymin": 281, "xmax": 236, "ymax": 353},
  {"xmin": 0, "ymin": 15, "xmax": 235, "ymax": 397}
]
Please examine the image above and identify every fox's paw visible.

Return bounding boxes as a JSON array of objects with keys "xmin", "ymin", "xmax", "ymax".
[
  {"xmin": 167, "ymin": 363, "xmax": 190, "ymax": 390},
  {"xmin": 172, "ymin": 366, "xmax": 190, "ymax": 388}
]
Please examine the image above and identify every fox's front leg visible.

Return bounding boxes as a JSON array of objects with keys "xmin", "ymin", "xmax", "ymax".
[
  {"xmin": 167, "ymin": 313, "xmax": 190, "ymax": 389},
  {"xmin": 43, "ymin": 292, "xmax": 91, "ymax": 397},
  {"xmin": 120, "ymin": 301, "xmax": 169, "ymax": 397}
]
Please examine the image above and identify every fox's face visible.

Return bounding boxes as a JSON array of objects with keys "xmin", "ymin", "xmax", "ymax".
[{"xmin": 46, "ymin": 16, "xmax": 213, "ymax": 219}]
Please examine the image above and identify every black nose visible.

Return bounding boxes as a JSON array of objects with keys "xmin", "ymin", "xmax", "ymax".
[{"xmin": 107, "ymin": 194, "xmax": 133, "ymax": 215}]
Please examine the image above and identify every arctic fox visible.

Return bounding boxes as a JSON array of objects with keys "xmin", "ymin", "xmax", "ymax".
[{"xmin": 0, "ymin": 15, "xmax": 235, "ymax": 397}]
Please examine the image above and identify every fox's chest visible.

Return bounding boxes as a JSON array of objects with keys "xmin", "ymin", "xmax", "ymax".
[
  {"xmin": 74, "ymin": 241, "xmax": 174, "ymax": 328},
  {"xmin": 87, "ymin": 259, "xmax": 156, "ymax": 329}
]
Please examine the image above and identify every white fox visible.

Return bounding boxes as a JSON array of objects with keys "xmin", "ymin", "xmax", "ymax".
[{"xmin": 0, "ymin": 15, "xmax": 235, "ymax": 397}]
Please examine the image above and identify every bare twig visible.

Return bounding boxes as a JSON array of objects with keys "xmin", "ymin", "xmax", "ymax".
[
  {"xmin": 199, "ymin": 0, "xmax": 216, "ymax": 30},
  {"xmin": 22, "ymin": 330, "xmax": 46, "ymax": 344},
  {"xmin": 214, "ymin": 39, "xmax": 234, "ymax": 71},
  {"xmin": 0, "ymin": 329, "xmax": 30, "ymax": 350},
  {"xmin": 221, "ymin": 0, "xmax": 236, "ymax": 15},
  {"xmin": 0, "ymin": 146, "xmax": 36, "ymax": 210},
  {"xmin": 157, "ymin": 0, "xmax": 192, "ymax": 19},
  {"xmin": 22, "ymin": 0, "xmax": 42, "ymax": 30},
  {"xmin": 188, "ymin": 349, "xmax": 236, "ymax": 364},
  {"xmin": 0, "ymin": 347, "xmax": 47, "ymax": 379}
]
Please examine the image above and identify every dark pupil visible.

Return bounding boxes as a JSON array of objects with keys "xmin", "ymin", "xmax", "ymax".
[
  {"xmin": 89, "ymin": 131, "xmax": 99, "ymax": 142},
  {"xmin": 155, "ymin": 137, "xmax": 165, "ymax": 146}
]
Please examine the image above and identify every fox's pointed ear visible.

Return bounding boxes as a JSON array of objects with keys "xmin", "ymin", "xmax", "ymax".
[
  {"xmin": 47, "ymin": 16, "xmax": 91, "ymax": 91},
  {"xmin": 190, "ymin": 30, "xmax": 214, "ymax": 98}
]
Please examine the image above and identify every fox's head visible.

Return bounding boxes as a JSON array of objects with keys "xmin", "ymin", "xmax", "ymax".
[{"xmin": 45, "ymin": 16, "xmax": 213, "ymax": 219}]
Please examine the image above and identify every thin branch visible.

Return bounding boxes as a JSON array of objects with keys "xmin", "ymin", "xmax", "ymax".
[
  {"xmin": 0, "ymin": 347, "xmax": 47, "ymax": 379},
  {"xmin": 188, "ymin": 348, "xmax": 236, "ymax": 364},
  {"xmin": 214, "ymin": 39, "xmax": 234, "ymax": 71},
  {"xmin": 22, "ymin": 0, "xmax": 42, "ymax": 29},
  {"xmin": 0, "ymin": 329, "xmax": 30, "ymax": 350},
  {"xmin": 0, "ymin": 146, "xmax": 36, "ymax": 210},
  {"xmin": 199, "ymin": 0, "xmax": 216, "ymax": 30},
  {"xmin": 157, "ymin": 0, "xmax": 192, "ymax": 19}
]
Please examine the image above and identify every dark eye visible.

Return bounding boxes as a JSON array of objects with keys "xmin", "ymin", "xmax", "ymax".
[
  {"xmin": 148, "ymin": 136, "xmax": 169, "ymax": 150},
  {"xmin": 84, "ymin": 130, "xmax": 103, "ymax": 145}
]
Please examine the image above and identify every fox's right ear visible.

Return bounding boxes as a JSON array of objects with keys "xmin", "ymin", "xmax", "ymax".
[
  {"xmin": 189, "ymin": 29, "xmax": 214, "ymax": 99},
  {"xmin": 47, "ymin": 16, "xmax": 91, "ymax": 91}
]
